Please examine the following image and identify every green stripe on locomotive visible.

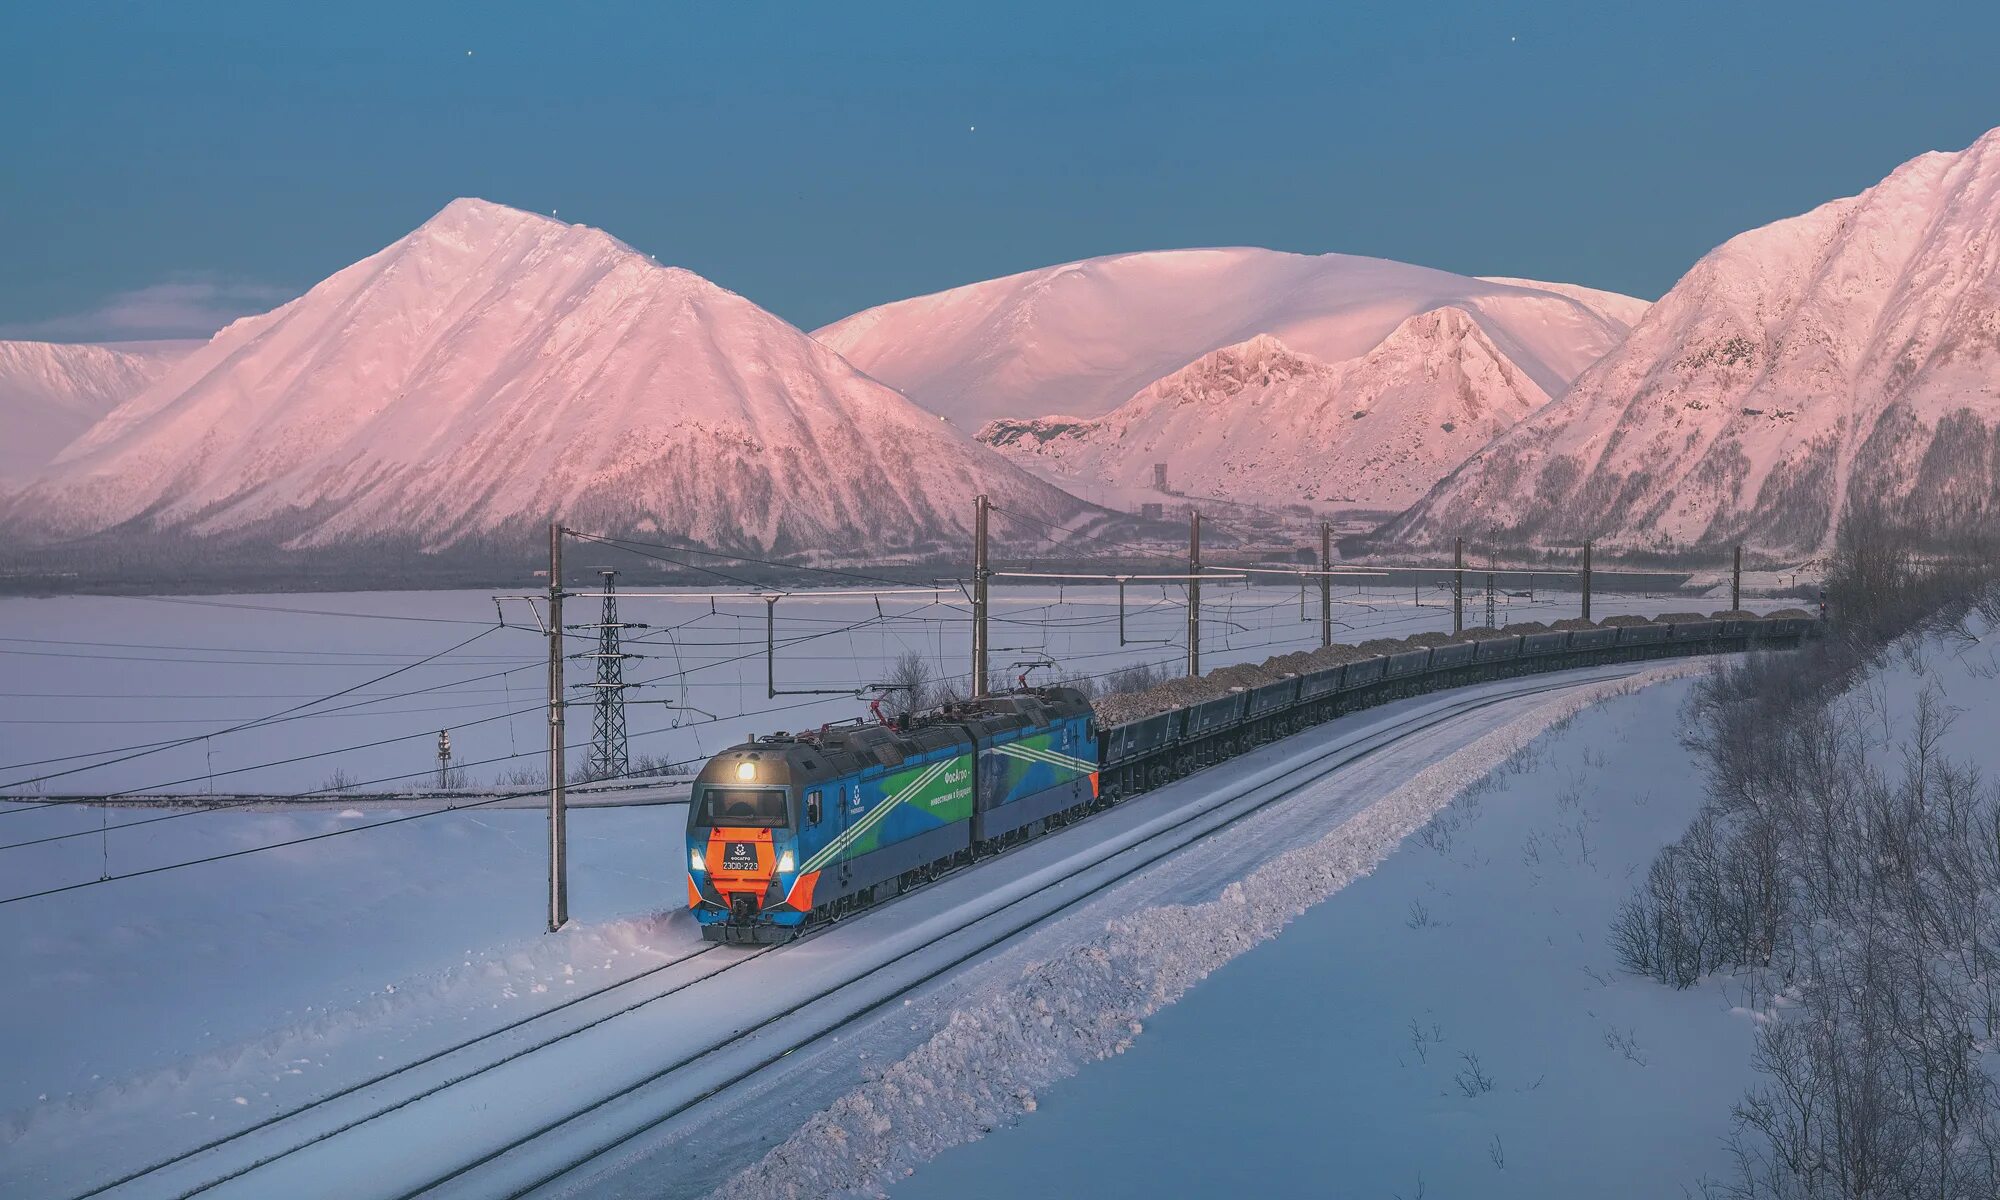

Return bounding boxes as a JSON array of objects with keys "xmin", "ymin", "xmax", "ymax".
[{"xmin": 797, "ymin": 751, "xmax": 974, "ymax": 876}]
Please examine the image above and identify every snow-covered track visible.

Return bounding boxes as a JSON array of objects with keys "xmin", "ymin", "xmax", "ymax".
[
  {"xmin": 192, "ymin": 670, "xmax": 1631, "ymax": 1200},
  {"xmin": 62, "ymin": 942, "xmax": 759, "ymax": 1200}
]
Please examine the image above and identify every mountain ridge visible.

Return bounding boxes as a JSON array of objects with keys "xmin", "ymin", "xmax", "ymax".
[
  {"xmin": 978, "ymin": 306, "xmax": 1549, "ymax": 511},
  {"xmin": 0, "ymin": 339, "xmax": 194, "ymax": 482},
  {"xmin": 814, "ymin": 247, "xmax": 1647, "ymax": 430},
  {"xmin": 1382, "ymin": 126, "xmax": 2000, "ymax": 555},
  {"xmin": 4, "ymin": 198, "xmax": 1089, "ymax": 558}
]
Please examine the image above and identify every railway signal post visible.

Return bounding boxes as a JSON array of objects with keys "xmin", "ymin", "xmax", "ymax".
[{"xmin": 1732, "ymin": 544, "xmax": 1743, "ymax": 612}]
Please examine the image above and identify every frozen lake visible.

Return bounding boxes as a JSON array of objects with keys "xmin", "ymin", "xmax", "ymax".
[{"xmin": 0, "ymin": 578, "xmax": 1758, "ymax": 804}]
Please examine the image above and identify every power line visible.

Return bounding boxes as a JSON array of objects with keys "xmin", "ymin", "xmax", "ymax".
[
  {"xmin": 0, "ymin": 693, "xmax": 845, "ymax": 906},
  {"xmin": 0, "ymin": 634, "xmax": 535, "ymax": 659},
  {"xmin": 568, "ymin": 530, "xmax": 954, "ymax": 592},
  {"xmin": 0, "ymin": 626, "xmax": 513, "ymax": 789},
  {"xmin": 126, "ymin": 596, "xmax": 513, "ymax": 626},
  {"xmin": 0, "ymin": 658, "xmax": 549, "ymax": 780},
  {"xmin": 0, "ymin": 702, "xmax": 549, "ymax": 848}
]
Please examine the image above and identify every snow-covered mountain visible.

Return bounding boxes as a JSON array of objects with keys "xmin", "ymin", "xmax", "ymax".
[
  {"xmin": 1475, "ymin": 277, "xmax": 1652, "ymax": 329},
  {"xmin": 2, "ymin": 199, "xmax": 1088, "ymax": 557},
  {"xmin": 1385, "ymin": 127, "xmax": 2000, "ymax": 556},
  {"xmin": 0, "ymin": 340, "xmax": 194, "ymax": 481},
  {"xmin": 814, "ymin": 249, "xmax": 1646, "ymax": 430},
  {"xmin": 978, "ymin": 310, "xmax": 1548, "ymax": 512}
]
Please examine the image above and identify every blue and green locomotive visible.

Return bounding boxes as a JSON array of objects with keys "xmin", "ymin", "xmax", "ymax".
[{"xmin": 686, "ymin": 687, "xmax": 1098, "ymax": 943}]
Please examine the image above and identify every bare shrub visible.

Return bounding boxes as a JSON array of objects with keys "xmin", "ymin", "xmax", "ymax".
[{"xmin": 1617, "ymin": 515, "xmax": 2000, "ymax": 1199}]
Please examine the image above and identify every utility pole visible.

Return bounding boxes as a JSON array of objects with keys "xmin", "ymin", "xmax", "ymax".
[
  {"xmin": 436, "ymin": 729, "xmax": 452, "ymax": 790},
  {"xmin": 1485, "ymin": 552, "xmax": 1497, "ymax": 630},
  {"xmin": 1581, "ymin": 539, "xmax": 1593, "ymax": 624},
  {"xmin": 1187, "ymin": 510, "xmax": 1202, "ymax": 678},
  {"xmin": 1318, "ymin": 521, "xmax": 1332, "ymax": 649},
  {"xmin": 1452, "ymin": 537, "xmax": 1464, "ymax": 636},
  {"xmin": 546, "ymin": 522, "xmax": 568, "ymax": 933},
  {"xmin": 583, "ymin": 569, "xmax": 636, "ymax": 780},
  {"xmin": 972, "ymin": 494, "xmax": 990, "ymax": 697},
  {"xmin": 1732, "ymin": 544, "xmax": 1743, "ymax": 612}
]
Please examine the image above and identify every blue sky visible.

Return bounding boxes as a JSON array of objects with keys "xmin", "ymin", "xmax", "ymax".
[{"xmin": 3, "ymin": 0, "xmax": 1996, "ymax": 339}]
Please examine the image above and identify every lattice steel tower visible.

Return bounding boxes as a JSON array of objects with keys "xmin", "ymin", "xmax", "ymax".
[{"xmin": 580, "ymin": 569, "xmax": 642, "ymax": 780}]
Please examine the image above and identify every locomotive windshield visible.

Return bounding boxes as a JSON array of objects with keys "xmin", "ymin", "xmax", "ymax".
[{"xmin": 697, "ymin": 786, "xmax": 791, "ymax": 828}]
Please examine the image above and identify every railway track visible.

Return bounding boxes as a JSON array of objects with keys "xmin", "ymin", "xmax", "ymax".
[{"xmin": 76, "ymin": 665, "xmax": 1645, "ymax": 1200}]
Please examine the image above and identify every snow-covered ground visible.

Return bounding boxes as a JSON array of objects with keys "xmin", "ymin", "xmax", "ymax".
[
  {"xmin": 0, "ymin": 661, "xmax": 1669, "ymax": 1200},
  {"xmin": 882, "ymin": 670, "xmax": 1762, "ymax": 1199},
  {"xmin": 0, "ymin": 585, "xmax": 1790, "ymax": 1200}
]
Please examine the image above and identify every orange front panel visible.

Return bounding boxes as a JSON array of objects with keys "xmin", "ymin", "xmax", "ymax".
[{"xmin": 707, "ymin": 827, "xmax": 775, "ymax": 902}]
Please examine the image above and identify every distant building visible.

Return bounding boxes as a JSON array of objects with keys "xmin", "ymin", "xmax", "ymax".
[
  {"xmin": 1153, "ymin": 462, "xmax": 1168, "ymax": 492},
  {"xmin": 1140, "ymin": 502, "xmax": 1164, "ymax": 521}
]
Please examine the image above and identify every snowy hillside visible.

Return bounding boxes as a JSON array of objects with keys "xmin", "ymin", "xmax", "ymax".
[
  {"xmin": 0, "ymin": 339, "xmax": 193, "ymax": 482},
  {"xmin": 1, "ymin": 200, "xmax": 1088, "ymax": 557},
  {"xmin": 1475, "ymin": 276, "xmax": 1652, "ymax": 328},
  {"xmin": 1386, "ymin": 127, "xmax": 2000, "ymax": 556},
  {"xmin": 977, "ymin": 312, "xmax": 1549, "ymax": 511},
  {"xmin": 813, "ymin": 248, "xmax": 1645, "ymax": 430}
]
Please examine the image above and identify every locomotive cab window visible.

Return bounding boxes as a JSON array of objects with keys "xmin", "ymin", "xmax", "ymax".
[
  {"xmin": 698, "ymin": 787, "xmax": 790, "ymax": 828},
  {"xmin": 805, "ymin": 789, "xmax": 822, "ymax": 827}
]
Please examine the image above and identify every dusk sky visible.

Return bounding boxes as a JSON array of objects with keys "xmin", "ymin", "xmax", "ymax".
[{"xmin": 5, "ymin": 0, "xmax": 1997, "ymax": 340}]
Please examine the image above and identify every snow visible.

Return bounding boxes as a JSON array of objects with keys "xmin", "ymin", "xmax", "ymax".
[
  {"xmin": 1837, "ymin": 608, "xmax": 2000, "ymax": 805},
  {"xmin": 1475, "ymin": 275, "xmax": 1654, "ymax": 328},
  {"xmin": 976, "ymin": 312, "xmax": 1550, "ymax": 513},
  {"xmin": 709, "ymin": 665, "xmax": 1750, "ymax": 1199},
  {"xmin": 0, "ymin": 199, "xmax": 1084, "ymax": 555},
  {"xmin": 0, "ymin": 339, "xmax": 192, "ymax": 482},
  {"xmin": 1392, "ymin": 125, "xmax": 2000, "ymax": 556},
  {"xmin": 0, "ymin": 664, "xmax": 1642, "ymax": 1198},
  {"xmin": 876, "ymin": 671, "xmax": 1767, "ymax": 1199},
  {"xmin": 0, "ymin": 800, "xmax": 696, "ymax": 1198},
  {"xmin": 814, "ymin": 247, "xmax": 1647, "ymax": 431},
  {"xmin": 0, "ymin": 586, "xmax": 1786, "ymax": 1198}
]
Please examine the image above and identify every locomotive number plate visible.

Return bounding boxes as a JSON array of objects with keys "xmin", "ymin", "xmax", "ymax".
[{"xmin": 722, "ymin": 842, "xmax": 758, "ymax": 872}]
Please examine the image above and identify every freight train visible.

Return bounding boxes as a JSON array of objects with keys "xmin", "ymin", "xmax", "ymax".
[{"xmin": 686, "ymin": 616, "xmax": 1815, "ymax": 943}]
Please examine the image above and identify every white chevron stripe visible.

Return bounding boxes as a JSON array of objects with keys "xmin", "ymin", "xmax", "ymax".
[
  {"xmin": 998, "ymin": 744, "xmax": 1089, "ymax": 772},
  {"xmin": 799, "ymin": 757, "xmax": 953, "ymax": 876},
  {"xmin": 991, "ymin": 741, "xmax": 1094, "ymax": 773}
]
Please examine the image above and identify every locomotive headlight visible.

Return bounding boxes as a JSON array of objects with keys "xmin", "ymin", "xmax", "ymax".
[
  {"xmin": 735, "ymin": 761, "xmax": 757, "ymax": 782},
  {"xmin": 689, "ymin": 847, "xmax": 705, "ymax": 872},
  {"xmin": 777, "ymin": 849, "xmax": 795, "ymax": 873}
]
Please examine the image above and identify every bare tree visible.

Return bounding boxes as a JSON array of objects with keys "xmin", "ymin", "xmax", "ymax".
[{"xmin": 882, "ymin": 650, "xmax": 936, "ymax": 718}]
